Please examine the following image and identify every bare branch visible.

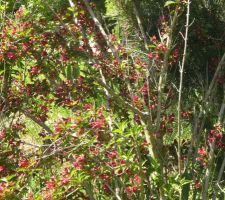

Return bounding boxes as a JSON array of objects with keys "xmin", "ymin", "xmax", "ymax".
[
  {"xmin": 156, "ymin": 10, "xmax": 179, "ymax": 131},
  {"xmin": 82, "ymin": 0, "xmax": 119, "ymax": 59},
  {"xmin": 177, "ymin": 0, "xmax": 191, "ymax": 175},
  {"xmin": 132, "ymin": 0, "xmax": 148, "ymax": 50},
  {"xmin": 22, "ymin": 111, "xmax": 53, "ymax": 134}
]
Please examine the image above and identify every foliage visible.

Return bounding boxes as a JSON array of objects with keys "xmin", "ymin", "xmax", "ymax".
[{"xmin": 0, "ymin": 0, "xmax": 225, "ymax": 199}]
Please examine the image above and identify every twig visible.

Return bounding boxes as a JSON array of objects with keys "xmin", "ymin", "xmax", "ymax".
[
  {"xmin": 22, "ymin": 111, "xmax": 53, "ymax": 134},
  {"xmin": 82, "ymin": 0, "xmax": 119, "ymax": 59},
  {"xmin": 132, "ymin": 0, "xmax": 148, "ymax": 50},
  {"xmin": 217, "ymin": 153, "xmax": 225, "ymax": 184},
  {"xmin": 156, "ymin": 10, "xmax": 179, "ymax": 132},
  {"xmin": 177, "ymin": 0, "xmax": 191, "ymax": 175}
]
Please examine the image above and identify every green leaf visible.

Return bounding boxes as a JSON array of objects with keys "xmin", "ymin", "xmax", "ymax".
[
  {"xmin": 164, "ymin": 1, "xmax": 177, "ymax": 7},
  {"xmin": 66, "ymin": 65, "xmax": 73, "ymax": 80},
  {"xmin": 67, "ymin": 6, "xmax": 75, "ymax": 12},
  {"xmin": 148, "ymin": 44, "xmax": 156, "ymax": 48},
  {"xmin": 59, "ymin": 73, "xmax": 66, "ymax": 81}
]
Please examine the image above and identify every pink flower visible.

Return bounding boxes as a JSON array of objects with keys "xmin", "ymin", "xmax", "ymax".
[
  {"xmin": 131, "ymin": 96, "xmax": 139, "ymax": 104},
  {"xmin": 61, "ymin": 168, "xmax": 70, "ymax": 176},
  {"xmin": 19, "ymin": 159, "xmax": 29, "ymax": 168},
  {"xmin": 157, "ymin": 43, "xmax": 167, "ymax": 51},
  {"xmin": 196, "ymin": 157, "xmax": 203, "ymax": 161},
  {"xmin": 0, "ymin": 165, "xmax": 5, "ymax": 172},
  {"xmin": 7, "ymin": 52, "xmax": 16, "ymax": 60},
  {"xmin": 194, "ymin": 180, "xmax": 201, "ymax": 189},
  {"xmin": 73, "ymin": 154, "xmax": 85, "ymax": 170},
  {"xmin": 168, "ymin": 114, "xmax": 175, "ymax": 122},
  {"xmin": 61, "ymin": 177, "xmax": 70, "ymax": 185},
  {"xmin": 22, "ymin": 42, "xmax": 29, "ymax": 51},
  {"xmin": 148, "ymin": 52, "xmax": 154, "ymax": 59},
  {"xmin": 0, "ymin": 182, "xmax": 7, "ymax": 192},
  {"xmin": 197, "ymin": 147, "xmax": 207, "ymax": 157},
  {"xmin": 84, "ymin": 103, "xmax": 92, "ymax": 110},
  {"xmin": 125, "ymin": 186, "xmax": 138, "ymax": 194},
  {"xmin": 45, "ymin": 178, "xmax": 56, "ymax": 190},
  {"xmin": 216, "ymin": 132, "xmax": 223, "ymax": 138},
  {"xmin": 54, "ymin": 125, "xmax": 63, "ymax": 133},
  {"xmin": 106, "ymin": 151, "xmax": 118, "ymax": 159},
  {"xmin": 103, "ymin": 183, "xmax": 110, "ymax": 194},
  {"xmin": 0, "ymin": 130, "xmax": 6, "ymax": 139},
  {"xmin": 173, "ymin": 48, "xmax": 179, "ymax": 58},
  {"xmin": 30, "ymin": 66, "xmax": 39, "ymax": 76},
  {"xmin": 90, "ymin": 119, "xmax": 105, "ymax": 129},
  {"xmin": 208, "ymin": 136, "xmax": 216, "ymax": 143},
  {"xmin": 132, "ymin": 175, "xmax": 141, "ymax": 185},
  {"xmin": 140, "ymin": 82, "xmax": 148, "ymax": 95}
]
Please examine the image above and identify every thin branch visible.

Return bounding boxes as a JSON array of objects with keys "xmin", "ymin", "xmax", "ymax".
[
  {"xmin": 132, "ymin": 0, "xmax": 148, "ymax": 50},
  {"xmin": 22, "ymin": 111, "xmax": 53, "ymax": 134},
  {"xmin": 82, "ymin": 0, "xmax": 119, "ymax": 59},
  {"xmin": 217, "ymin": 153, "xmax": 225, "ymax": 184},
  {"xmin": 156, "ymin": 10, "xmax": 179, "ymax": 132},
  {"xmin": 177, "ymin": 0, "xmax": 191, "ymax": 175}
]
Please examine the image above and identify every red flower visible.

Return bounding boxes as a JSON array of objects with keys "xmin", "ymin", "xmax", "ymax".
[
  {"xmin": 106, "ymin": 150, "xmax": 118, "ymax": 159},
  {"xmin": 216, "ymin": 132, "xmax": 223, "ymax": 138},
  {"xmin": 148, "ymin": 52, "xmax": 154, "ymax": 59},
  {"xmin": 73, "ymin": 154, "xmax": 85, "ymax": 170},
  {"xmin": 30, "ymin": 66, "xmax": 39, "ymax": 76},
  {"xmin": 173, "ymin": 48, "xmax": 179, "ymax": 59},
  {"xmin": 0, "ymin": 182, "xmax": 7, "ymax": 192},
  {"xmin": 90, "ymin": 119, "xmax": 105, "ymax": 129},
  {"xmin": 84, "ymin": 103, "xmax": 92, "ymax": 110},
  {"xmin": 22, "ymin": 42, "xmax": 29, "ymax": 51},
  {"xmin": 45, "ymin": 178, "xmax": 56, "ymax": 190},
  {"xmin": 0, "ymin": 165, "xmax": 5, "ymax": 172},
  {"xmin": 61, "ymin": 168, "xmax": 70, "ymax": 176},
  {"xmin": 125, "ymin": 186, "xmax": 138, "ymax": 194},
  {"xmin": 208, "ymin": 136, "xmax": 216, "ymax": 143},
  {"xmin": 131, "ymin": 96, "xmax": 139, "ymax": 104},
  {"xmin": 106, "ymin": 160, "xmax": 117, "ymax": 167},
  {"xmin": 100, "ymin": 174, "xmax": 110, "ymax": 182},
  {"xmin": 19, "ymin": 159, "xmax": 29, "ymax": 168},
  {"xmin": 61, "ymin": 177, "xmax": 70, "ymax": 186},
  {"xmin": 168, "ymin": 114, "xmax": 175, "ymax": 122},
  {"xmin": 140, "ymin": 82, "xmax": 148, "ymax": 95},
  {"xmin": 7, "ymin": 52, "xmax": 16, "ymax": 60},
  {"xmin": 197, "ymin": 147, "xmax": 207, "ymax": 157},
  {"xmin": 103, "ymin": 183, "xmax": 110, "ymax": 194},
  {"xmin": 132, "ymin": 175, "xmax": 141, "ymax": 186},
  {"xmin": 0, "ymin": 131, "xmax": 6, "ymax": 139},
  {"xmin": 157, "ymin": 43, "xmax": 167, "ymax": 51},
  {"xmin": 54, "ymin": 124, "xmax": 63, "ymax": 133},
  {"xmin": 194, "ymin": 180, "xmax": 201, "ymax": 189}
]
